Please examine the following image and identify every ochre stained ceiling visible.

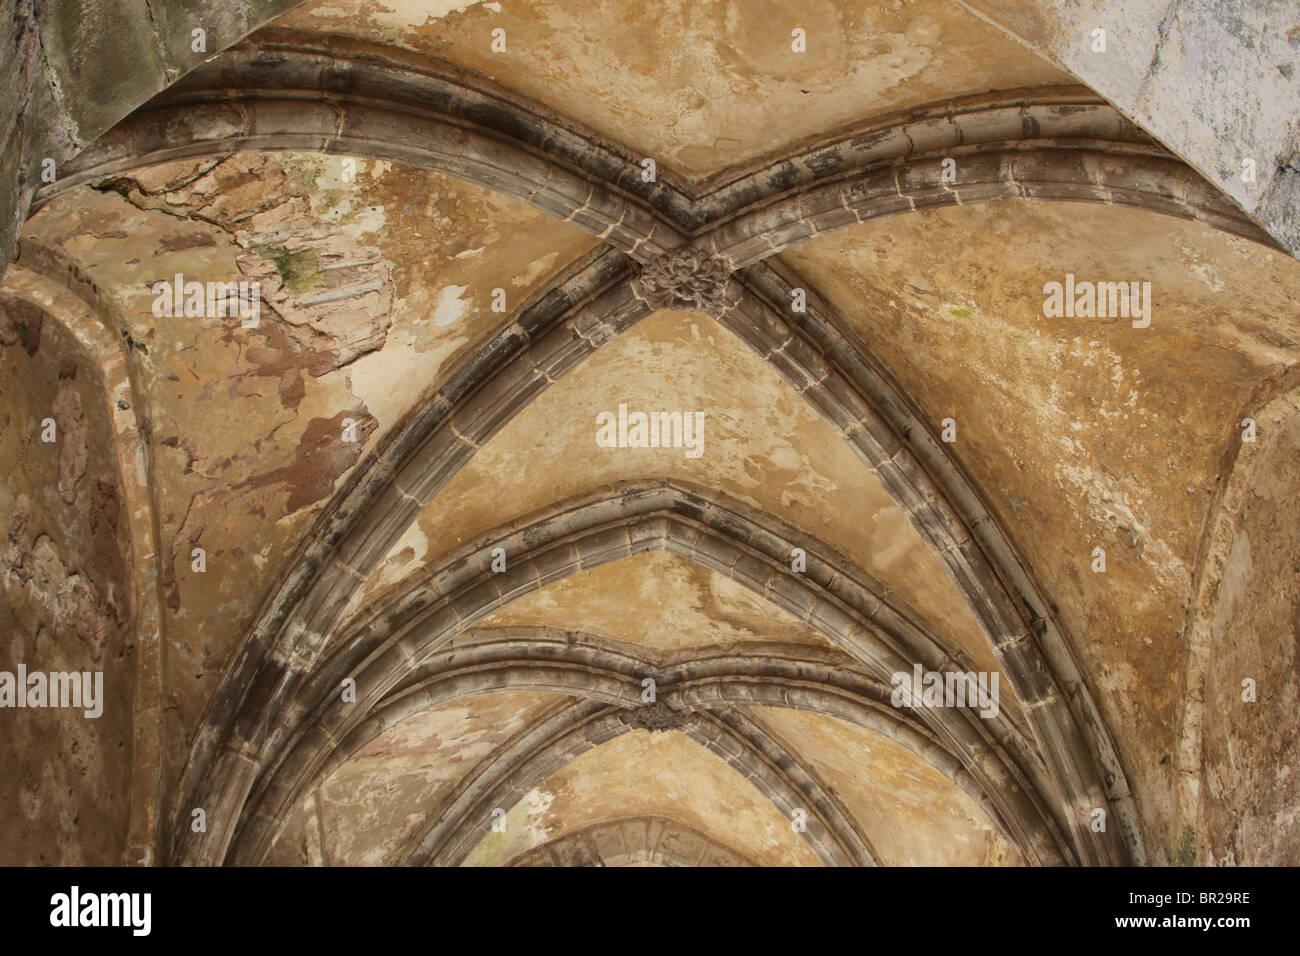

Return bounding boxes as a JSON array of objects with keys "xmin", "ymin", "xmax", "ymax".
[
  {"xmin": 3, "ymin": 0, "xmax": 1298, "ymax": 870},
  {"xmin": 275, "ymin": 0, "xmax": 1078, "ymax": 181},
  {"xmin": 782, "ymin": 202, "xmax": 1300, "ymax": 847}
]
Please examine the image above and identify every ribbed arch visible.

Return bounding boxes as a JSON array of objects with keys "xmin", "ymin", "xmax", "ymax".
[
  {"xmin": 509, "ymin": 816, "xmax": 758, "ymax": 867},
  {"xmin": 226, "ymin": 481, "xmax": 1067, "ymax": 868},
  {"xmin": 248, "ymin": 629, "xmax": 1008, "ymax": 866},
  {"xmin": 18, "ymin": 23, "xmax": 1215, "ymax": 871}
]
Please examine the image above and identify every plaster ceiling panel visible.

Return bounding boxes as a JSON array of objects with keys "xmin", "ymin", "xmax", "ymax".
[
  {"xmin": 462, "ymin": 727, "xmax": 821, "ymax": 866},
  {"xmin": 750, "ymin": 705, "xmax": 1023, "ymax": 865},
  {"xmin": 273, "ymin": 0, "xmax": 1077, "ymax": 182},
  {"xmin": 361, "ymin": 308, "xmax": 1007, "ymax": 686},
  {"xmin": 780, "ymin": 200, "xmax": 1300, "ymax": 848},
  {"xmin": 20, "ymin": 153, "xmax": 594, "ymax": 775},
  {"xmin": 474, "ymin": 550, "xmax": 840, "ymax": 655},
  {"xmin": 266, "ymin": 691, "xmax": 564, "ymax": 865}
]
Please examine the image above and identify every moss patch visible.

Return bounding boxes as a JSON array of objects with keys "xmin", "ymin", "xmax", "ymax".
[
  {"xmin": 1175, "ymin": 825, "xmax": 1197, "ymax": 866},
  {"xmin": 255, "ymin": 245, "xmax": 322, "ymax": 295}
]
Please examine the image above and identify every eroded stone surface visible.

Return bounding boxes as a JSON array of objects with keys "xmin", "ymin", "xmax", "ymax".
[
  {"xmin": 0, "ymin": 298, "xmax": 134, "ymax": 864},
  {"xmin": 1200, "ymin": 406, "xmax": 1300, "ymax": 865}
]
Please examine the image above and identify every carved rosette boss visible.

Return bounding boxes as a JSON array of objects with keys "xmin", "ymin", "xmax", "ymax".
[{"xmin": 632, "ymin": 246, "xmax": 734, "ymax": 316}]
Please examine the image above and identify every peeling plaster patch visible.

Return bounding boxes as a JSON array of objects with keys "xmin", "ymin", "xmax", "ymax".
[
  {"xmin": 275, "ymin": 154, "xmax": 391, "ymax": 238},
  {"xmin": 767, "ymin": 446, "xmax": 801, "ymax": 471},
  {"xmin": 523, "ymin": 788, "xmax": 555, "ymax": 846},
  {"xmin": 1189, "ymin": 263, "xmax": 1225, "ymax": 293},
  {"xmin": 841, "ymin": 22, "xmax": 939, "ymax": 92},
  {"xmin": 755, "ymin": 707, "xmax": 1016, "ymax": 865},
  {"xmin": 377, "ymin": 0, "xmax": 496, "ymax": 28},
  {"xmin": 348, "ymin": 328, "xmax": 463, "ymax": 439},
  {"xmin": 93, "ymin": 154, "xmax": 398, "ymax": 382},
  {"xmin": 236, "ymin": 408, "xmax": 378, "ymax": 513},
  {"xmin": 307, "ymin": 0, "xmax": 499, "ymax": 36},
  {"xmin": 364, "ymin": 522, "xmax": 429, "ymax": 601},
  {"xmin": 432, "ymin": 286, "xmax": 470, "ymax": 327},
  {"xmin": 511, "ymin": 252, "xmax": 559, "ymax": 288},
  {"xmin": 1171, "ymin": 234, "xmax": 1233, "ymax": 294},
  {"xmin": 1056, "ymin": 460, "xmax": 1189, "ymax": 591},
  {"xmin": 300, "ymin": 693, "xmax": 560, "ymax": 864}
]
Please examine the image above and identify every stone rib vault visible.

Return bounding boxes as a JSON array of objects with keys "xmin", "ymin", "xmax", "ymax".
[{"xmin": 1, "ymin": 0, "xmax": 1298, "ymax": 867}]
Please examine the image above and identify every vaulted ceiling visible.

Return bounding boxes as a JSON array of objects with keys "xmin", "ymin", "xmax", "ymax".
[{"xmin": 2, "ymin": 0, "xmax": 1298, "ymax": 867}]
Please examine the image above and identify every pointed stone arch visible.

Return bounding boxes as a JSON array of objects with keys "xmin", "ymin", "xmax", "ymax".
[
  {"xmin": 198, "ymin": 479, "xmax": 1071, "ymax": 868},
  {"xmin": 244, "ymin": 628, "xmax": 1016, "ymax": 866},
  {"xmin": 509, "ymin": 817, "xmax": 758, "ymax": 867},
  {"xmin": 400, "ymin": 700, "xmax": 874, "ymax": 867}
]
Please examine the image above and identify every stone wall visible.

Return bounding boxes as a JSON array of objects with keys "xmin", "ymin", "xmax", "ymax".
[
  {"xmin": 1199, "ymin": 398, "xmax": 1300, "ymax": 865},
  {"xmin": 0, "ymin": 289, "xmax": 134, "ymax": 864},
  {"xmin": 1, "ymin": 0, "xmax": 306, "ymax": 278},
  {"xmin": 961, "ymin": 0, "xmax": 1300, "ymax": 255}
]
